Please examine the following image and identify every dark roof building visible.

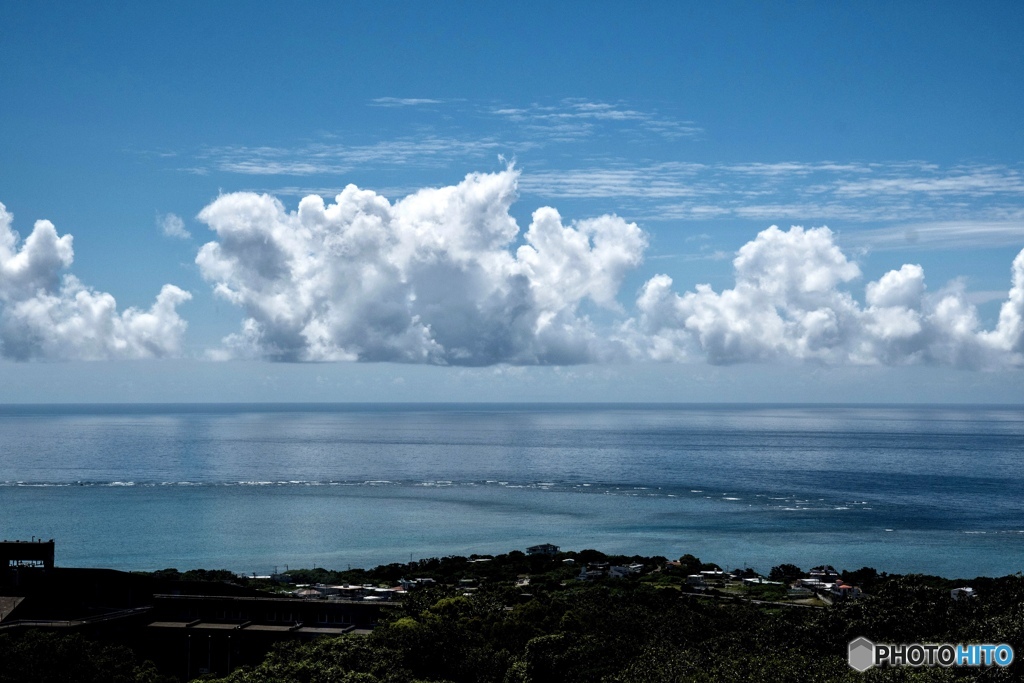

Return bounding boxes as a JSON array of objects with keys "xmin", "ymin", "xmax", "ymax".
[{"xmin": 526, "ymin": 543, "xmax": 560, "ymax": 555}]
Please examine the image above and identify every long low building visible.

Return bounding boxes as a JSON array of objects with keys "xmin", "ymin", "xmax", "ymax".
[{"xmin": 143, "ymin": 593, "xmax": 393, "ymax": 678}]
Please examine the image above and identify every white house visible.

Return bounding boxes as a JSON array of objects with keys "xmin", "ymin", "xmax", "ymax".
[{"xmin": 830, "ymin": 582, "xmax": 862, "ymax": 600}]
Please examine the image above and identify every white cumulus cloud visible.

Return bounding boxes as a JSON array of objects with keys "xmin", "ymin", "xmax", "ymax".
[
  {"xmin": 159, "ymin": 213, "xmax": 191, "ymax": 239},
  {"xmin": 635, "ymin": 225, "xmax": 1024, "ymax": 369},
  {"xmin": 981, "ymin": 248, "xmax": 1024, "ymax": 355},
  {"xmin": 196, "ymin": 169, "xmax": 646, "ymax": 364},
  {"xmin": 0, "ymin": 202, "xmax": 191, "ymax": 360}
]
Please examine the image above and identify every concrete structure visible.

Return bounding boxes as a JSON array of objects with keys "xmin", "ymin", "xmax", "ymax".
[{"xmin": 0, "ymin": 539, "xmax": 55, "ymax": 571}]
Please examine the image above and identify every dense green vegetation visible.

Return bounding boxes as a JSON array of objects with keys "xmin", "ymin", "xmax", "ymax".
[
  {"xmin": 199, "ymin": 551, "xmax": 1023, "ymax": 683},
  {"xmin": 0, "ymin": 631, "xmax": 174, "ymax": 683},
  {"xmin": 4, "ymin": 550, "xmax": 1022, "ymax": 682}
]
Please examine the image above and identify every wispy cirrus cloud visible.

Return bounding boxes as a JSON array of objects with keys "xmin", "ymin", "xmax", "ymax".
[
  {"xmin": 831, "ymin": 166, "xmax": 1024, "ymax": 197},
  {"xmin": 525, "ymin": 161, "xmax": 1024, "ymax": 200},
  {"xmin": 492, "ymin": 98, "xmax": 703, "ymax": 141},
  {"xmin": 841, "ymin": 221, "xmax": 1024, "ymax": 251},
  {"xmin": 192, "ymin": 98, "xmax": 699, "ymax": 178},
  {"xmin": 370, "ymin": 97, "xmax": 446, "ymax": 107},
  {"xmin": 517, "ymin": 163, "xmax": 706, "ymax": 199},
  {"xmin": 516, "ymin": 160, "xmax": 1024, "ymax": 233},
  {"xmin": 183, "ymin": 98, "xmax": 699, "ymax": 180},
  {"xmin": 722, "ymin": 161, "xmax": 873, "ymax": 176},
  {"xmin": 193, "ymin": 136, "xmax": 1024, "ymax": 244},
  {"xmin": 197, "ymin": 136, "xmax": 504, "ymax": 176},
  {"xmin": 178, "ymin": 96, "xmax": 1023, "ymax": 247}
]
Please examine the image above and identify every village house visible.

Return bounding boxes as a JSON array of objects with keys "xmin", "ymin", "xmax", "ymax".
[
  {"xmin": 607, "ymin": 564, "xmax": 643, "ymax": 579},
  {"xmin": 526, "ymin": 544, "xmax": 560, "ymax": 556},
  {"xmin": 830, "ymin": 582, "xmax": 862, "ymax": 600},
  {"xmin": 808, "ymin": 566, "xmax": 840, "ymax": 583}
]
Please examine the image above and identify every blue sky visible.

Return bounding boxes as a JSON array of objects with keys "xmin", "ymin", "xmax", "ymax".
[{"xmin": 1, "ymin": 1, "xmax": 1022, "ymax": 402}]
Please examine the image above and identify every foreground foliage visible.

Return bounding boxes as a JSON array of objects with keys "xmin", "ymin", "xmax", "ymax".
[
  {"xmin": 0, "ymin": 630, "xmax": 173, "ymax": 683},
  {"xmin": 203, "ymin": 564, "xmax": 1024, "ymax": 683}
]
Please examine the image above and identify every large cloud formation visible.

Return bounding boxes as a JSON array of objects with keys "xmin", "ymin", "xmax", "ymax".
[
  {"xmin": 197, "ymin": 169, "xmax": 1024, "ymax": 370},
  {"xmin": 196, "ymin": 169, "xmax": 646, "ymax": 364},
  {"xmin": 0, "ymin": 203, "xmax": 191, "ymax": 360},
  {"xmin": 635, "ymin": 226, "xmax": 1024, "ymax": 369}
]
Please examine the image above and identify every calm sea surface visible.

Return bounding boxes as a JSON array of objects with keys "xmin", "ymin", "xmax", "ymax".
[{"xmin": 0, "ymin": 403, "xmax": 1021, "ymax": 578}]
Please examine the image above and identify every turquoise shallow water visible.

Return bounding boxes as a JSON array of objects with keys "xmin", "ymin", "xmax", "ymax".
[{"xmin": 1, "ymin": 403, "xmax": 1022, "ymax": 578}]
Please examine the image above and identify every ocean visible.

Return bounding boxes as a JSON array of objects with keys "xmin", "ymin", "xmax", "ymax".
[{"xmin": 0, "ymin": 403, "xmax": 1021, "ymax": 579}]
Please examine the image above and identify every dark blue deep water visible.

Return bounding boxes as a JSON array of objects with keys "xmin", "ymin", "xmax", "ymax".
[{"xmin": 0, "ymin": 403, "xmax": 1021, "ymax": 578}]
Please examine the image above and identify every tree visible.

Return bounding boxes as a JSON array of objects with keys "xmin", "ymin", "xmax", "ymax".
[
  {"xmin": 769, "ymin": 564, "xmax": 803, "ymax": 584},
  {"xmin": 841, "ymin": 566, "xmax": 879, "ymax": 591},
  {"xmin": 675, "ymin": 554, "xmax": 702, "ymax": 575}
]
